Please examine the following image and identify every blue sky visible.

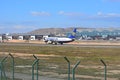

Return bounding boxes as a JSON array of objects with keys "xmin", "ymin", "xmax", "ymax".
[{"xmin": 0, "ymin": 0, "xmax": 120, "ymax": 33}]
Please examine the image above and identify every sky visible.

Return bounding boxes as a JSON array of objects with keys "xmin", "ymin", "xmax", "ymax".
[{"xmin": 0, "ymin": 0, "xmax": 120, "ymax": 33}]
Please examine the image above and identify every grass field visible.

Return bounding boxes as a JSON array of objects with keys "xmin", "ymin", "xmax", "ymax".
[{"xmin": 0, "ymin": 43, "xmax": 120, "ymax": 80}]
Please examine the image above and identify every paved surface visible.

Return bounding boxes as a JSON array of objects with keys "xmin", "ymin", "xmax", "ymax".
[{"xmin": 1, "ymin": 42, "xmax": 120, "ymax": 48}]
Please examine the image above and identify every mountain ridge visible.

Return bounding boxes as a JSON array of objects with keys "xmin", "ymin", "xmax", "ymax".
[{"xmin": 27, "ymin": 27, "xmax": 120, "ymax": 35}]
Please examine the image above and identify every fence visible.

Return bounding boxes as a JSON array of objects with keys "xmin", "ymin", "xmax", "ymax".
[{"xmin": 0, "ymin": 53, "xmax": 107, "ymax": 80}]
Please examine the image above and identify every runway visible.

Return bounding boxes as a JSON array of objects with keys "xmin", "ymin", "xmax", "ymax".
[{"xmin": 1, "ymin": 42, "xmax": 120, "ymax": 48}]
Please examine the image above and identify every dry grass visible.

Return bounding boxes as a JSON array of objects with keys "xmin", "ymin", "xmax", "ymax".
[{"xmin": 0, "ymin": 43, "xmax": 120, "ymax": 80}]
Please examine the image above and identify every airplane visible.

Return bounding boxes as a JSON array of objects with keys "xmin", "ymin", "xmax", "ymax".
[{"xmin": 43, "ymin": 28, "xmax": 77, "ymax": 45}]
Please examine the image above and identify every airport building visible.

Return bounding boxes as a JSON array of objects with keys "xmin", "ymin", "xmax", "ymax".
[
  {"xmin": 18, "ymin": 36, "xmax": 24, "ymax": 40},
  {"xmin": 0, "ymin": 33, "xmax": 43, "ymax": 41},
  {"xmin": 0, "ymin": 36, "xmax": 2, "ymax": 42},
  {"xmin": 17, "ymin": 35, "xmax": 43, "ymax": 40},
  {"xmin": 67, "ymin": 29, "xmax": 120, "ymax": 40},
  {"xmin": 0, "ymin": 28, "xmax": 120, "ymax": 41}
]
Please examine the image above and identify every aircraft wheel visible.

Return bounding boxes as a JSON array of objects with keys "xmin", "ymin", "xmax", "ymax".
[
  {"xmin": 55, "ymin": 42, "xmax": 57, "ymax": 45},
  {"xmin": 60, "ymin": 43, "xmax": 63, "ymax": 45}
]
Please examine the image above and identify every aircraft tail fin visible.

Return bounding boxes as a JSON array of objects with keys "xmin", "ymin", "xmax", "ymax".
[
  {"xmin": 68, "ymin": 28, "xmax": 77, "ymax": 39},
  {"xmin": 73, "ymin": 28, "xmax": 77, "ymax": 33}
]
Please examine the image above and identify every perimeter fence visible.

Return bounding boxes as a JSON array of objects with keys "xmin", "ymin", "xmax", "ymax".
[{"xmin": 0, "ymin": 53, "xmax": 107, "ymax": 80}]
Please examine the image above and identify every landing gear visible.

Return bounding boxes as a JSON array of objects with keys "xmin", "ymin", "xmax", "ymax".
[
  {"xmin": 54, "ymin": 42, "xmax": 57, "ymax": 45},
  {"xmin": 60, "ymin": 43, "xmax": 63, "ymax": 45}
]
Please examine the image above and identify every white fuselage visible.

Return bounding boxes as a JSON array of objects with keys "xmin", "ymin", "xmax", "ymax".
[{"xmin": 43, "ymin": 37, "xmax": 74, "ymax": 44}]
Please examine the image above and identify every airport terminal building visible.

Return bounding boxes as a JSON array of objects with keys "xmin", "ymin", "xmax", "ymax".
[{"xmin": 67, "ymin": 29, "xmax": 120, "ymax": 40}]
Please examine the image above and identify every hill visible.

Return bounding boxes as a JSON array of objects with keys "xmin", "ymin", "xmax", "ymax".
[
  {"xmin": 27, "ymin": 27, "xmax": 78, "ymax": 35},
  {"xmin": 27, "ymin": 27, "xmax": 120, "ymax": 36}
]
